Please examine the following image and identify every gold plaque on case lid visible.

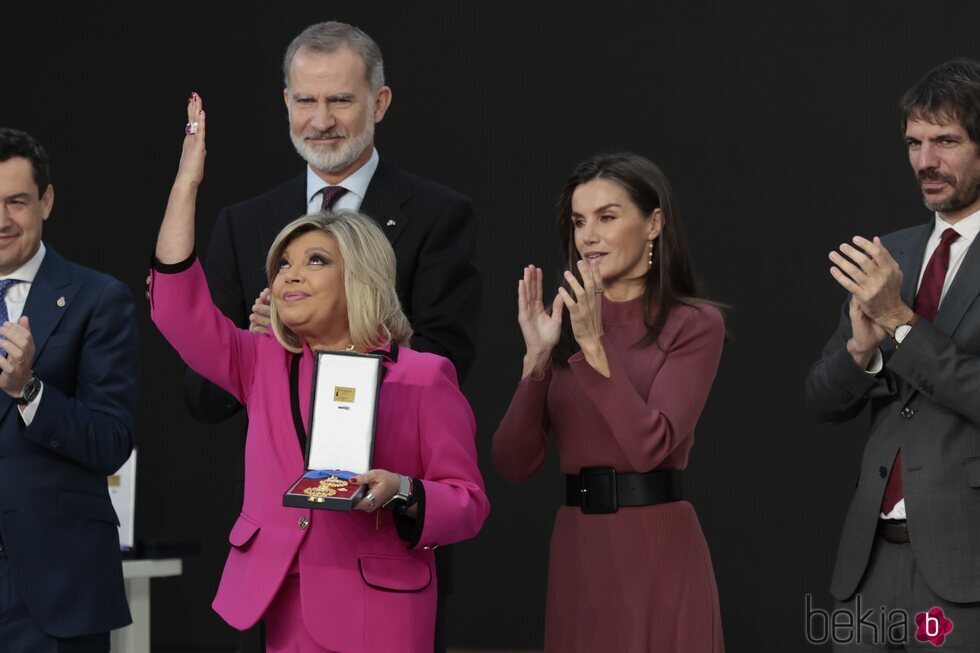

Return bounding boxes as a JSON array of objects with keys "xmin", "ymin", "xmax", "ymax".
[{"xmin": 333, "ymin": 386, "xmax": 356, "ymax": 402}]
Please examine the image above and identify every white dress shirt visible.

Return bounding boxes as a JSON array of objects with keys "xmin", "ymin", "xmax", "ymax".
[
  {"xmin": 305, "ymin": 148, "xmax": 380, "ymax": 215},
  {"xmin": 0, "ymin": 241, "xmax": 47, "ymax": 424},
  {"xmin": 879, "ymin": 208, "xmax": 980, "ymax": 519}
]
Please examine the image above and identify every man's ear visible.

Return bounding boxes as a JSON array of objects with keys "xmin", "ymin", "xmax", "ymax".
[
  {"xmin": 41, "ymin": 184, "xmax": 54, "ymax": 221},
  {"xmin": 373, "ymin": 86, "xmax": 392, "ymax": 123}
]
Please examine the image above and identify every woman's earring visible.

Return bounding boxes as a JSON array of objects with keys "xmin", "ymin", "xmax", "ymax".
[{"xmin": 648, "ymin": 239, "xmax": 654, "ymax": 270}]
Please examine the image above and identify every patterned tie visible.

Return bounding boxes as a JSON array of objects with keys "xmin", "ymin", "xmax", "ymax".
[
  {"xmin": 0, "ymin": 279, "xmax": 24, "ymax": 357},
  {"xmin": 881, "ymin": 227, "xmax": 960, "ymax": 515},
  {"xmin": 320, "ymin": 186, "xmax": 348, "ymax": 212}
]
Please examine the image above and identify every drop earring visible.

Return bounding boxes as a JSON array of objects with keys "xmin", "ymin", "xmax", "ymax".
[{"xmin": 648, "ymin": 239, "xmax": 654, "ymax": 270}]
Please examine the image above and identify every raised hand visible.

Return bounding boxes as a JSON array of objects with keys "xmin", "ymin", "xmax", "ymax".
[
  {"xmin": 557, "ymin": 259, "xmax": 609, "ymax": 377},
  {"xmin": 175, "ymin": 92, "xmax": 206, "ymax": 188},
  {"xmin": 156, "ymin": 92, "xmax": 209, "ymax": 264},
  {"xmin": 517, "ymin": 264, "xmax": 563, "ymax": 379}
]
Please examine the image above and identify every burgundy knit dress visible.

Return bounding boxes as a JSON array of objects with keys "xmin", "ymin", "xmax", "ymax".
[{"xmin": 492, "ymin": 296, "xmax": 725, "ymax": 652}]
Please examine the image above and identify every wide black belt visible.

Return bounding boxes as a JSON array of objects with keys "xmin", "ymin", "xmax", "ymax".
[{"xmin": 565, "ymin": 468, "xmax": 682, "ymax": 514}]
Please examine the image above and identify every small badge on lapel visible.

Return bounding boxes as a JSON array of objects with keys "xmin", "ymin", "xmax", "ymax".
[
  {"xmin": 56, "ymin": 296, "xmax": 66, "ymax": 308},
  {"xmin": 386, "ymin": 219, "xmax": 396, "ymax": 227}
]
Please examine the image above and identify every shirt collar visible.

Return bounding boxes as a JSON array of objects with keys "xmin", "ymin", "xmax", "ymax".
[
  {"xmin": 0, "ymin": 241, "xmax": 46, "ymax": 283},
  {"xmin": 305, "ymin": 148, "xmax": 380, "ymax": 207},
  {"xmin": 934, "ymin": 207, "xmax": 980, "ymax": 244}
]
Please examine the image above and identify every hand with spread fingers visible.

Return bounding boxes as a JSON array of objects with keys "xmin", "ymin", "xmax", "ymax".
[
  {"xmin": 829, "ymin": 235, "xmax": 914, "ymax": 333},
  {"xmin": 517, "ymin": 264, "xmax": 563, "ymax": 379},
  {"xmin": 248, "ymin": 288, "xmax": 272, "ymax": 334},
  {"xmin": 0, "ymin": 316, "xmax": 36, "ymax": 399},
  {"xmin": 558, "ymin": 259, "xmax": 609, "ymax": 376},
  {"xmin": 350, "ymin": 469, "xmax": 402, "ymax": 513}
]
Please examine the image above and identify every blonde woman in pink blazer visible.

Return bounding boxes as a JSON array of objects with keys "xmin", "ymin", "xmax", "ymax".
[{"xmin": 149, "ymin": 94, "xmax": 489, "ymax": 653}]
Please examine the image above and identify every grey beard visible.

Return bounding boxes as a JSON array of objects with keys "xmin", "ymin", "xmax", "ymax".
[{"xmin": 290, "ymin": 122, "xmax": 374, "ymax": 174}]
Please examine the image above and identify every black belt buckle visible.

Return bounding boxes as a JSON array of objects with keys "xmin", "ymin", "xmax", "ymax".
[{"xmin": 578, "ymin": 467, "xmax": 618, "ymax": 514}]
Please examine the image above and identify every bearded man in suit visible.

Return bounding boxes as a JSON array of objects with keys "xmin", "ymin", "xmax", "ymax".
[{"xmin": 806, "ymin": 59, "xmax": 980, "ymax": 651}]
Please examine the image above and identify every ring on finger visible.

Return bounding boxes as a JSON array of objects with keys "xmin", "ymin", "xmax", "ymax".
[
  {"xmin": 185, "ymin": 122, "xmax": 199, "ymax": 135},
  {"xmin": 365, "ymin": 492, "xmax": 375, "ymax": 508}
]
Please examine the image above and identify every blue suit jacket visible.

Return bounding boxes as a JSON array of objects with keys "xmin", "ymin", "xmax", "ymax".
[{"xmin": 0, "ymin": 244, "xmax": 139, "ymax": 637}]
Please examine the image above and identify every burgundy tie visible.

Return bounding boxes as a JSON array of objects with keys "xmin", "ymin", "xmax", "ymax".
[
  {"xmin": 881, "ymin": 227, "xmax": 960, "ymax": 515},
  {"xmin": 320, "ymin": 186, "xmax": 348, "ymax": 212}
]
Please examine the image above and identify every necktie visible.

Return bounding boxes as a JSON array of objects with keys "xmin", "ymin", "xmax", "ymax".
[
  {"xmin": 320, "ymin": 186, "xmax": 348, "ymax": 212},
  {"xmin": 881, "ymin": 227, "xmax": 960, "ymax": 515},
  {"xmin": 0, "ymin": 279, "xmax": 24, "ymax": 357}
]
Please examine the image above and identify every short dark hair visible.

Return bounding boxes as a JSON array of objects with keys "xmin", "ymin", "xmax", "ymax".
[
  {"xmin": 901, "ymin": 58, "xmax": 980, "ymax": 143},
  {"xmin": 0, "ymin": 128, "xmax": 51, "ymax": 196}
]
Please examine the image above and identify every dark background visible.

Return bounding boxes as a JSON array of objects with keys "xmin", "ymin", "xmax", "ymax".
[{"xmin": 4, "ymin": 2, "xmax": 980, "ymax": 651}]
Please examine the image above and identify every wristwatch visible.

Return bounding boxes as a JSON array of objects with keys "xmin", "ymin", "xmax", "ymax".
[
  {"xmin": 14, "ymin": 373, "xmax": 42, "ymax": 406},
  {"xmin": 893, "ymin": 315, "xmax": 919, "ymax": 345},
  {"xmin": 894, "ymin": 323, "xmax": 913, "ymax": 344},
  {"xmin": 383, "ymin": 475, "xmax": 416, "ymax": 513}
]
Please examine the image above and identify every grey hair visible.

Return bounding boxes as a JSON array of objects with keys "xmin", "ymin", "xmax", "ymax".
[
  {"xmin": 283, "ymin": 21, "xmax": 385, "ymax": 92},
  {"xmin": 266, "ymin": 210, "xmax": 412, "ymax": 354}
]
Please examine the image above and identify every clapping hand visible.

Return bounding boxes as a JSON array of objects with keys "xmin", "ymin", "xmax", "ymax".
[
  {"xmin": 557, "ymin": 259, "xmax": 609, "ymax": 377},
  {"xmin": 518, "ymin": 265, "xmax": 563, "ymax": 379},
  {"xmin": 558, "ymin": 259, "xmax": 604, "ymax": 348},
  {"xmin": 829, "ymin": 236, "xmax": 912, "ymax": 331},
  {"xmin": 0, "ymin": 317, "xmax": 35, "ymax": 400}
]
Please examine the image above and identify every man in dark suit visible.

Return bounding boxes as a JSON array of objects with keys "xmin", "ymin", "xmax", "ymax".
[
  {"xmin": 806, "ymin": 59, "xmax": 980, "ymax": 650},
  {"xmin": 183, "ymin": 22, "xmax": 479, "ymax": 653},
  {"xmin": 0, "ymin": 128, "xmax": 139, "ymax": 650}
]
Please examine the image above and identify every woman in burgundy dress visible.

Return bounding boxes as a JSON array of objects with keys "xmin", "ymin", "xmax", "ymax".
[{"xmin": 492, "ymin": 153, "xmax": 725, "ymax": 652}]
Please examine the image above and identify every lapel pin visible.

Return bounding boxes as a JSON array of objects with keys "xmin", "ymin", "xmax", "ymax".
[
  {"xmin": 56, "ymin": 296, "xmax": 66, "ymax": 308},
  {"xmin": 386, "ymin": 219, "xmax": 396, "ymax": 227}
]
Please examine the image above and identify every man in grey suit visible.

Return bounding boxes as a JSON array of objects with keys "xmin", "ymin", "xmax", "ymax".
[{"xmin": 806, "ymin": 59, "xmax": 980, "ymax": 651}]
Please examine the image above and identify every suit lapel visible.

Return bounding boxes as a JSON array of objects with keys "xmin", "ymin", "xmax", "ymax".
[
  {"xmin": 890, "ymin": 224, "xmax": 931, "ymax": 403},
  {"xmin": 934, "ymin": 232, "xmax": 980, "ymax": 335},
  {"xmin": 896, "ymin": 223, "xmax": 932, "ymax": 308},
  {"xmin": 22, "ymin": 245, "xmax": 75, "ymax": 361},
  {"xmin": 259, "ymin": 173, "xmax": 307, "ymax": 254},
  {"xmin": 360, "ymin": 159, "xmax": 412, "ymax": 245}
]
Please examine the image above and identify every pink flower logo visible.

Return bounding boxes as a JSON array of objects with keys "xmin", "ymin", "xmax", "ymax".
[{"xmin": 915, "ymin": 607, "xmax": 954, "ymax": 647}]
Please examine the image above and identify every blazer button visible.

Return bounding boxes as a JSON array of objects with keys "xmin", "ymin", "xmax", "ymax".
[
  {"xmin": 878, "ymin": 466, "xmax": 888, "ymax": 478},
  {"xmin": 900, "ymin": 407, "xmax": 915, "ymax": 419},
  {"xmin": 298, "ymin": 516, "xmax": 309, "ymax": 530}
]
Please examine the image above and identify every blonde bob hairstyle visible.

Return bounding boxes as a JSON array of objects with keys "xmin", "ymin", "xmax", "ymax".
[{"xmin": 265, "ymin": 210, "xmax": 413, "ymax": 354}]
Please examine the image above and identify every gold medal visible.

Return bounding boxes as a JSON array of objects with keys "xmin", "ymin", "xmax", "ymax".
[{"xmin": 303, "ymin": 476, "xmax": 349, "ymax": 502}]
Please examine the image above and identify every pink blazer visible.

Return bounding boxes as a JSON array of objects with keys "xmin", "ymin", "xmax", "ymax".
[{"xmin": 149, "ymin": 260, "xmax": 489, "ymax": 653}]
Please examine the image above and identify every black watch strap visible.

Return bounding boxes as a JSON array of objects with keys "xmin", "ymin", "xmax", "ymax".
[{"xmin": 14, "ymin": 374, "xmax": 41, "ymax": 406}]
